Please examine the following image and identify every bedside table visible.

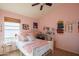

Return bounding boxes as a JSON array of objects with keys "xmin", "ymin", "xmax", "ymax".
[{"xmin": 48, "ymin": 40, "xmax": 53, "ymax": 50}]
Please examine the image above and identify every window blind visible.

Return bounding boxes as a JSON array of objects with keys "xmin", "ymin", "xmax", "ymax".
[{"xmin": 4, "ymin": 17, "xmax": 20, "ymax": 23}]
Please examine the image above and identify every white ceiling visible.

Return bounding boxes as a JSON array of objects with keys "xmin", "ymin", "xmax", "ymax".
[{"xmin": 0, "ymin": 3, "xmax": 54, "ymax": 19}]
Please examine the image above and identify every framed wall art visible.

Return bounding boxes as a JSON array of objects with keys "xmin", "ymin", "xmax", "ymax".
[
  {"xmin": 33, "ymin": 22, "xmax": 38, "ymax": 29},
  {"xmin": 78, "ymin": 21, "xmax": 79, "ymax": 32},
  {"xmin": 57, "ymin": 21, "xmax": 64, "ymax": 33},
  {"xmin": 22, "ymin": 24, "xmax": 29, "ymax": 30},
  {"xmin": 68, "ymin": 23, "xmax": 73, "ymax": 32}
]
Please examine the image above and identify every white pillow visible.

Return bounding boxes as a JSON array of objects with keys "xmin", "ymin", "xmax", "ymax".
[
  {"xmin": 18, "ymin": 34, "xmax": 29, "ymax": 42},
  {"xmin": 26, "ymin": 35, "xmax": 35, "ymax": 41}
]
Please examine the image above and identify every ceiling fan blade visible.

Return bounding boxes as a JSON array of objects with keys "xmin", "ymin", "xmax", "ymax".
[
  {"xmin": 45, "ymin": 3, "xmax": 52, "ymax": 6},
  {"xmin": 40, "ymin": 5, "xmax": 43, "ymax": 10},
  {"xmin": 32, "ymin": 3, "xmax": 40, "ymax": 6}
]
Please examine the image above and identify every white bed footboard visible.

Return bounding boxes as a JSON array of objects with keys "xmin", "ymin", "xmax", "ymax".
[
  {"xmin": 32, "ymin": 44, "xmax": 50, "ymax": 56},
  {"xmin": 16, "ymin": 40, "xmax": 52, "ymax": 56}
]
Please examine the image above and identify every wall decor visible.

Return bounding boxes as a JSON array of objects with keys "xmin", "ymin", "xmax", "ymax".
[
  {"xmin": 57, "ymin": 21, "xmax": 64, "ymax": 33},
  {"xmin": 68, "ymin": 23, "xmax": 73, "ymax": 32},
  {"xmin": 43, "ymin": 26, "xmax": 54, "ymax": 35},
  {"xmin": 45, "ymin": 27, "xmax": 50, "ymax": 31},
  {"xmin": 78, "ymin": 21, "xmax": 79, "ymax": 32},
  {"xmin": 22, "ymin": 24, "xmax": 29, "ymax": 30},
  {"xmin": 33, "ymin": 22, "xmax": 38, "ymax": 29},
  {"xmin": 43, "ymin": 26, "xmax": 50, "ymax": 31}
]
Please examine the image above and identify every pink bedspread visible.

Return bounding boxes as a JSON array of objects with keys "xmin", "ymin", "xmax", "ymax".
[{"xmin": 23, "ymin": 40, "xmax": 48, "ymax": 53}]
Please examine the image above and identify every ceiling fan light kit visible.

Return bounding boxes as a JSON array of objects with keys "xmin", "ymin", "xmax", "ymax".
[{"xmin": 32, "ymin": 3, "xmax": 52, "ymax": 10}]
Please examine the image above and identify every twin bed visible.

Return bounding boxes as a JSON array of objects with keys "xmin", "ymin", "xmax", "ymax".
[{"xmin": 15, "ymin": 34, "xmax": 53, "ymax": 56}]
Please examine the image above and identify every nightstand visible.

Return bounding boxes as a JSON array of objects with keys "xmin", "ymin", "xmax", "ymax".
[{"xmin": 48, "ymin": 40, "xmax": 53, "ymax": 50}]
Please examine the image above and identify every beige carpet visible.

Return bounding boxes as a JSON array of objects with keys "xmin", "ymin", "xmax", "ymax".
[
  {"xmin": 53, "ymin": 48, "xmax": 79, "ymax": 56},
  {"xmin": 1, "ymin": 50, "xmax": 23, "ymax": 56},
  {"xmin": 1, "ymin": 48, "xmax": 79, "ymax": 56}
]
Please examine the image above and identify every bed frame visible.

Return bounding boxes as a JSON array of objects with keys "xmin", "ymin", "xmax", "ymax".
[
  {"xmin": 19, "ymin": 49, "xmax": 52, "ymax": 56},
  {"xmin": 42, "ymin": 49, "xmax": 52, "ymax": 56}
]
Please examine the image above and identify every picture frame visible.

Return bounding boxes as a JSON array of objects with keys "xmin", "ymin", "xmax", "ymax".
[
  {"xmin": 68, "ymin": 23, "xmax": 73, "ymax": 32},
  {"xmin": 57, "ymin": 21, "xmax": 64, "ymax": 33},
  {"xmin": 78, "ymin": 21, "xmax": 79, "ymax": 32},
  {"xmin": 33, "ymin": 22, "xmax": 38, "ymax": 29},
  {"xmin": 22, "ymin": 24, "xmax": 29, "ymax": 30}
]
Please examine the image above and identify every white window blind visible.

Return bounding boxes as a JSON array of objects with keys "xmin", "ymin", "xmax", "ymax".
[{"xmin": 4, "ymin": 22, "xmax": 20, "ymax": 42}]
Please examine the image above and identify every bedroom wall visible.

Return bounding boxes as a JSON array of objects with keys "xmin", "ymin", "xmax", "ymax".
[
  {"xmin": 0, "ymin": 9, "xmax": 35, "ymax": 41},
  {"xmin": 38, "ymin": 4, "xmax": 79, "ymax": 54}
]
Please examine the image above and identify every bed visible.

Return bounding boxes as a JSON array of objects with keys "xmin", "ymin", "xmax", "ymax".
[{"xmin": 15, "ymin": 34, "xmax": 52, "ymax": 56}]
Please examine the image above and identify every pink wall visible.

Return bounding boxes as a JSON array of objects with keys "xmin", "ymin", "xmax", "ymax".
[
  {"xmin": 0, "ymin": 9, "xmax": 35, "ymax": 41},
  {"xmin": 38, "ymin": 4, "xmax": 79, "ymax": 54},
  {"xmin": 0, "ymin": 4, "xmax": 79, "ymax": 54}
]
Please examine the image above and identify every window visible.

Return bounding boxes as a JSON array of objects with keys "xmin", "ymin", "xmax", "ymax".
[{"xmin": 4, "ymin": 22, "xmax": 20, "ymax": 42}]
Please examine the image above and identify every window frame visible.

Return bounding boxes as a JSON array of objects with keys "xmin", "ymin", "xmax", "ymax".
[{"xmin": 4, "ymin": 22, "xmax": 20, "ymax": 42}]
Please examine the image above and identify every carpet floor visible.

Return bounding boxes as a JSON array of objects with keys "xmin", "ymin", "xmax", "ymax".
[
  {"xmin": 1, "ymin": 48, "xmax": 79, "ymax": 56},
  {"xmin": 53, "ymin": 48, "xmax": 79, "ymax": 56}
]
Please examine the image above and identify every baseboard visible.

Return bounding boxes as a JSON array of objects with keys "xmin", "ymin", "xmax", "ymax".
[{"xmin": 56, "ymin": 47, "xmax": 79, "ymax": 55}]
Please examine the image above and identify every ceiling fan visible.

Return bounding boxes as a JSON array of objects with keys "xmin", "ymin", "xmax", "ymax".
[{"xmin": 32, "ymin": 3, "xmax": 52, "ymax": 10}]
